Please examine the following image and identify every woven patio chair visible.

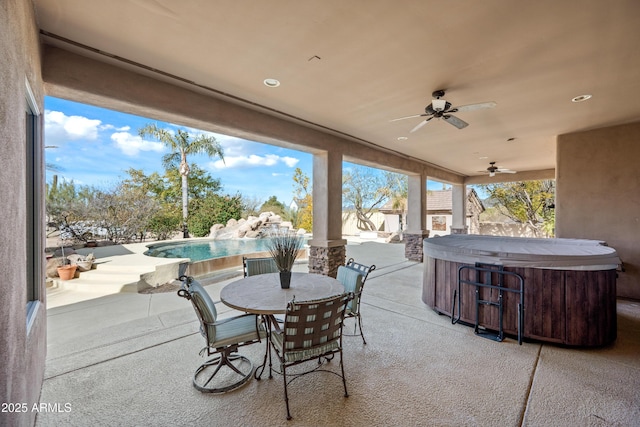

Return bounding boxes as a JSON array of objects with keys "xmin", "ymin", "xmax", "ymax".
[
  {"xmin": 243, "ymin": 256, "xmax": 278, "ymax": 277},
  {"xmin": 242, "ymin": 256, "xmax": 285, "ymax": 323},
  {"xmin": 269, "ymin": 292, "xmax": 353, "ymax": 420},
  {"xmin": 177, "ymin": 275, "xmax": 266, "ymax": 393},
  {"xmin": 337, "ymin": 258, "xmax": 376, "ymax": 344}
]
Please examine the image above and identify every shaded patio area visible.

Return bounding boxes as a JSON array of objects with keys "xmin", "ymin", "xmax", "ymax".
[{"xmin": 39, "ymin": 242, "xmax": 640, "ymax": 426}]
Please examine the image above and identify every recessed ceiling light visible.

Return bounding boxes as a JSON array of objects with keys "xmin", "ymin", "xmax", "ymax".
[
  {"xmin": 478, "ymin": 156, "xmax": 488, "ymax": 160},
  {"xmin": 571, "ymin": 94, "xmax": 592, "ymax": 103},
  {"xmin": 263, "ymin": 78, "xmax": 280, "ymax": 88},
  {"xmin": 397, "ymin": 136, "xmax": 408, "ymax": 141}
]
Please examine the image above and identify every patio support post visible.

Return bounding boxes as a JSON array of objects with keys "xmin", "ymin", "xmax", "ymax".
[
  {"xmin": 308, "ymin": 150, "xmax": 347, "ymax": 277},
  {"xmin": 404, "ymin": 173, "xmax": 429, "ymax": 261},
  {"xmin": 451, "ymin": 183, "xmax": 468, "ymax": 234}
]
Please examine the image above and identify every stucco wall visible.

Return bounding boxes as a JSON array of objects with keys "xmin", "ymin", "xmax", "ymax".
[
  {"xmin": 0, "ymin": 0, "xmax": 46, "ymax": 425},
  {"xmin": 479, "ymin": 222, "xmax": 539, "ymax": 238},
  {"xmin": 556, "ymin": 122, "xmax": 640, "ymax": 300}
]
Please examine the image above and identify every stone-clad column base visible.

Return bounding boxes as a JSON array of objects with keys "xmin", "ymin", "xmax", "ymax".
[
  {"xmin": 404, "ymin": 232, "xmax": 429, "ymax": 261},
  {"xmin": 308, "ymin": 245, "xmax": 346, "ymax": 278},
  {"xmin": 450, "ymin": 227, "xmax": 468, "ymax": 235}
]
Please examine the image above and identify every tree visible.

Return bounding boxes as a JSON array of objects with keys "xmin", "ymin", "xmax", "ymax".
[
  {"xmin": 342, "ymin": 165, "xmax": 401, "ymax": 231},
  {"xmin": 260, "ymin": 195, "xmax": 286, "ymax": 216},
  {"xmin": 383, "ymin": 172, "xmax": 408, "ymax": 231},
  {"xmin": 241, "ymin": 195, "xmax": 263, "ymax": 218},
  {"xmin": 478, "ymin": 180, "xmax": 555, "ymax": 237},
  {"xmin": 162, "ymin": 165, "xmax": 222, "ymax": 204},
  {"xmin": 139, "ymin": 124, "xmax": 224, "ymax": 238},
  {"xmin": 188, "ymin": 193, "xmax": 243, "ymax": 237},
  {"xmin": 92, "ymin": 183, "xmax": 160, "ymax": 243},
  {"xmin": 292, "ymin": 167, "xmax": 313, "ymax": 231},
  {"xmin": 121, "ymin": 168, "xmax": 181, "ymax": 240},
  {"xmin": 121, "ymin": 167, "xmax": 224, "ymax": 240},
  {"xmin": 46, "ymin": 176, "xmax": 101, "ymax": 242}
]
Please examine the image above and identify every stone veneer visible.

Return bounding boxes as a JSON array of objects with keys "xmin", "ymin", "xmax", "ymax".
[
  {"xmin": 450, "ymin": 227, "xmax": 468, "ymax": 235},
  {"xmin": 308, "ymin": 245, "xmax": 346, "ymax": 278},
  {"xmin": 404, "ymin": 232, "xmax": 430, "ymax": 261}
]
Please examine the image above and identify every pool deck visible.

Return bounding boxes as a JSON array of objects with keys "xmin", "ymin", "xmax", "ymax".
[
  {"xmin": 46, "ymin": 235, "xmax": 390, "ymax": 308},
  {"xmin": 39, "ymin": 239, "xmax": 640, "ymax": 426},
  {"xmin": 47, "ymin": 241, "xmax": 189, "ymax": 301}
]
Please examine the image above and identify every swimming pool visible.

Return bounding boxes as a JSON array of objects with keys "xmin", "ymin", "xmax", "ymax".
[
  {"xmin": 144, "ymin": 238, "xmax": 308, "ymax": 278},
  {"xmin": 145, "ymin": 239, "xmax": 278, "ymax": 262}
]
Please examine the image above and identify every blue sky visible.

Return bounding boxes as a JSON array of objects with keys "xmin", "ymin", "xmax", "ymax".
[
  {"xmin": 45, "ymin": 97, "xmax": 449, "ymax": 205},
  {"xmin": 45, "ymin": 97, "xmax": 314, "ymax": 205}
]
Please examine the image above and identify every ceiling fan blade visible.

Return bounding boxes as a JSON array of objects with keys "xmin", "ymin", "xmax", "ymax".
[
  {"xmin": 442, "ymin": 114, "xmax": 469, "ymax": 129},
  {"xmin": 390, "ymin": 113, "xmax": 429, "ymax": 122},
  {"xmin": 497, "ymin": 170, "xmax": 517, "ymax": 174},
  {"xmin": 410, "ymin": 116, "xmax": 434, "ymax": 133},
  {"xmin": 452, "ymin": 101, "xmax": 497, "ymax": 113}
]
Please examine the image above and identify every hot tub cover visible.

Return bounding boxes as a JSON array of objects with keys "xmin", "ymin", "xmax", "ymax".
[{"xmin": 423, "ymin": 235, "xmax": 621, "ymax": 270}]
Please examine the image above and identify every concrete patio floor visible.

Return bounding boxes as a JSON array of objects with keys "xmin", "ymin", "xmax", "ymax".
[{"xmin": 39, "ymin": 241, "xmax": 640, "ymax": 426}]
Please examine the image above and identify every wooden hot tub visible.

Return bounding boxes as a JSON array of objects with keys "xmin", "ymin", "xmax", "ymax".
[{"xmin": 422, "ymin": 235, "xmax": 621, "ymax": 346}]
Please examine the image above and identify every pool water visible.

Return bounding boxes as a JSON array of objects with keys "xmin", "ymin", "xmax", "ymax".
[{"xmin": 145, "ymin": 239, "xmax": 278, "ymax": 262}]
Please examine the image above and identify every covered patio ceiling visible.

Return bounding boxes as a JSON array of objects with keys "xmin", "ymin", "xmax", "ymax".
[{"xmin": 34, "ymin": 0, "xmax": 640, "ymax": 179}]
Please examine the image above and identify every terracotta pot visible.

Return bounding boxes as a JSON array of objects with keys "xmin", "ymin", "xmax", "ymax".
[{"xmin": 57, "ymin": 265, "xmax": 77, "ymax": 280}]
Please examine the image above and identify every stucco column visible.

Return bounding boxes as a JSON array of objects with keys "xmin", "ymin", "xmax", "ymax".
[
  {"xmin": 308, "ymin": 150, "xmax": 347, "ymax": 277},
  {"xmin": 404, "ymin": 173, "xmax": 429, "ymax": 261},
  {"xmin": 451, "ymin": 183, "xmax": 468, "ymax": 234}
]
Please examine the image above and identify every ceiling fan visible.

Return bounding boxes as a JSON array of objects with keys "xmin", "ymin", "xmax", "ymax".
[
  {"xmin": 390, "ymin": 90, "xmax": 496, "ymax": 132},
  {"xmin": 483, "ymin": 161, "xmax": 517, "ymax": 177}
]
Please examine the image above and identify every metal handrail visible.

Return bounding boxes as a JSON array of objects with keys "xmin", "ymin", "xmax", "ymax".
[{"xmin": 453, "ymin": 263, "xmax": 525, "ymax": 345}]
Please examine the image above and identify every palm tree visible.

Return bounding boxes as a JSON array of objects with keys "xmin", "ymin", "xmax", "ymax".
[
  {"xmin": 384, "ymin": 172, "xmax": 408, "ymax": 234},
  {"xmin": 139, "ymin": 124, "xmax": 224, "ymax": 238}
]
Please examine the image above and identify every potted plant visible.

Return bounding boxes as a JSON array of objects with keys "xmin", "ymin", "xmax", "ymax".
[
  {"xmin": 266, "ymin": 228, "xmax": 304, "ymax": 289},
  {"xmin": 56, "ymin": 244, "xmax": 77, "ymax": 280}
]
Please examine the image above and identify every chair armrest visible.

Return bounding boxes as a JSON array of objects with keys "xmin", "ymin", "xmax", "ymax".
[{"xmin": 203, "ymin": 312, "xmax": 258, "ymax": 327}]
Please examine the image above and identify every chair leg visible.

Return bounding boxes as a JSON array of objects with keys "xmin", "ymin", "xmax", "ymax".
[
  {"xmin": 282, "ymin": 364, "xmax": 292, "ymax": 420},
  {"xmin": 340, "ymin": 349, "xmax": 349, "ymax": 398},
  {"xmin": 193, "ymin": 350, "xmax": 253, "ymax": 394},
  {"xmin": 357, "ymin": 314, "xmax": 367, "ymax": 345}
]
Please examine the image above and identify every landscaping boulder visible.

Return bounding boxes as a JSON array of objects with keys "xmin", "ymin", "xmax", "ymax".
[
  {"xmin": 279, "ymin": 221, "xmax": 292, "ymax": 230},
  {"xmin": 209, "ymin": 223, "xmax": 224, "ymax": 237},
  {"xmin": 46, "ymin": 258, "xmax": 63, "ymax": 278}
]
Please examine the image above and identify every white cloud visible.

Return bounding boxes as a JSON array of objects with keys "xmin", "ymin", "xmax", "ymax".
[
  {"xmin": 111, "ymin": 132, "xmax": 165, "ymax": 156},
  {"xmin": 101, "ymin": 124, "xmax": 131, "ymax": 132},
  {"xmin": 45, "ymin": 110, "xmax": 102, "ymax": 143},
  {"xmin": 210, "ymin": 154, "xmax": 299, "ymax": 169},
  {"xmin": 281, "ymin": 156, "xmax": 299, "ymax": 167}
]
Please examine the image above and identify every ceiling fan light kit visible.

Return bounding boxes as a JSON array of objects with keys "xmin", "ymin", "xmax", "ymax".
[
  {"xmin": 390, "ymin": 89, "xmax": 496, "ymax": 132},
  {"xmin": 432, "ymin": 98, "xmax": 447, "ymax": 111}
]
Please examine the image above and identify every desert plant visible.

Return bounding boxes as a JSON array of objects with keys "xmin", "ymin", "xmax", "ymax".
[{"xmin": 266, "ymin": 229, "xmax": 304, "ymax": 272}]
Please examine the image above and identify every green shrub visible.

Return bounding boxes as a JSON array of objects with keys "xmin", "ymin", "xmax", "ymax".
[
  {"xmin": 188, "ymin": 193, "xmax": 243, "ymax": 237},
  {"xmin": 148, "ymin": 211, "xmax": 181, "ymax": 240}
]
